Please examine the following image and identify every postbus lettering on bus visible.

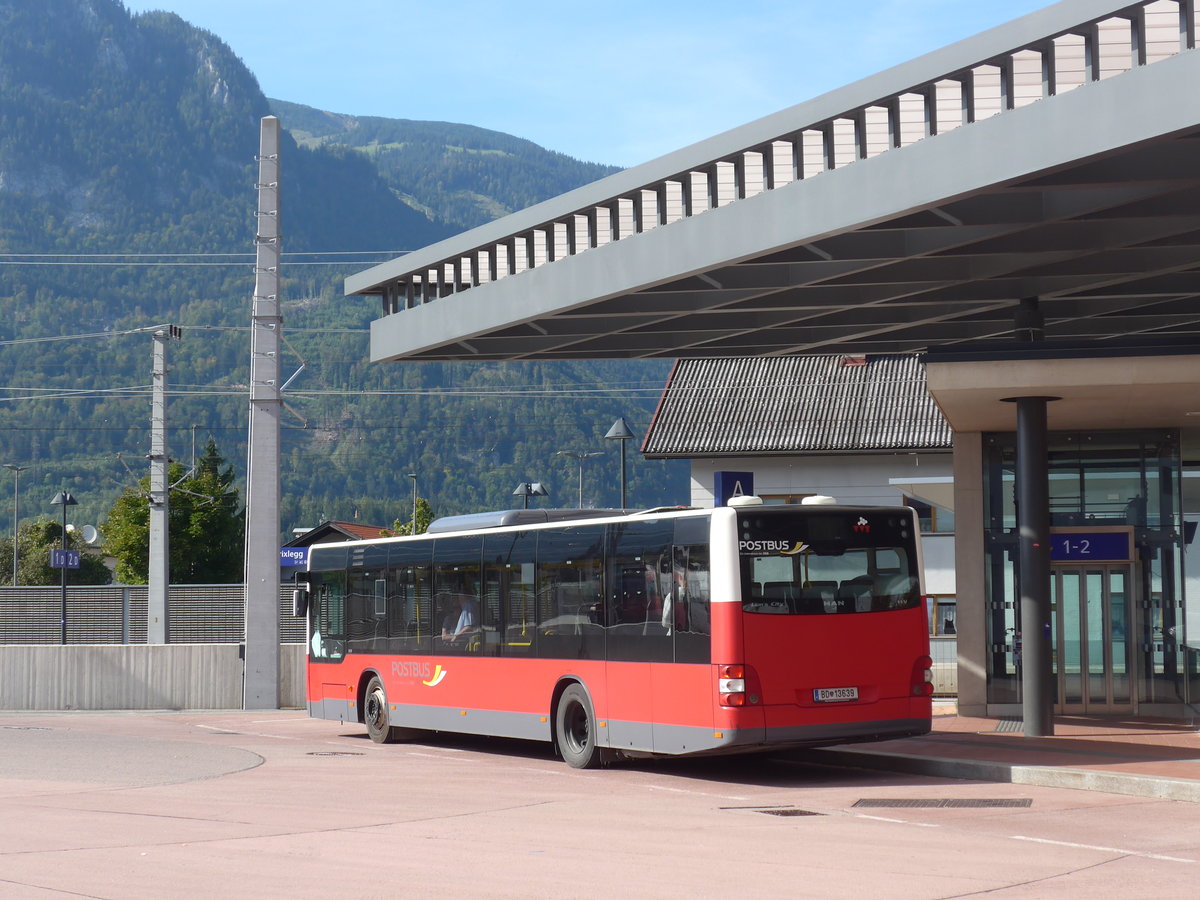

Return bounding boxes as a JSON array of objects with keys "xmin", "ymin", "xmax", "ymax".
[{"xmin": 737, "ymin": 539, "xmax": 808, "ymax": 555}]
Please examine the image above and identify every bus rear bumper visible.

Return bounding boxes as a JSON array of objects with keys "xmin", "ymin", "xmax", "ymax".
[{"xmin": 644, "ymin": 716, "xmax": 930, "ymax": 758}]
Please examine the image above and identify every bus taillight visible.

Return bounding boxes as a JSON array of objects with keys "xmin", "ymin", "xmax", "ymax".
[
  {"xmin": 912, "ymin": 655, "xmax": 934, "ymax": 697},
  {"xmin": 718, "ymin": 664, "xmax": 747, "ymax": 706}
]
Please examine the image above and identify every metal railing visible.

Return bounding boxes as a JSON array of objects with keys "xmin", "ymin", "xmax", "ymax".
[{"xmin": 0, "ymin": 584, "xmax": 305, "ymax": 645}]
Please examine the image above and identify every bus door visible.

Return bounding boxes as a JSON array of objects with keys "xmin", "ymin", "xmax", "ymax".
[
  {"xmin": 605, "ymin": 520, "xmax": 674, "ymax": 753},
  {"xmin": 307, "ymin": 570, "xmax": 354, "ymax": 721},
  {"xmin": 650, "ymin": 541, "xmax": 713, "ymax": 754}
]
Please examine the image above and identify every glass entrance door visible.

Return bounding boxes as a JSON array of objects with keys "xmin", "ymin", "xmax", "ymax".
[{"xmin": 1052, "ymin": 565, "xmax": 1133, "ymax": 714}]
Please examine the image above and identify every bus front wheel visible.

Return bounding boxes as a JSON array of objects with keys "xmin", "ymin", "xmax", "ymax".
[
  {"xmin": 364, "ymin": 676, "xmax": 399, "ymax": 744},
  {"xmin": 555, "ymin": 684, "xmax": 606, "ymax": 769}
]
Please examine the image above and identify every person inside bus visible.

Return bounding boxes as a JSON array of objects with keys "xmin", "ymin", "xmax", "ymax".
[{"xmin": 441, "ymin": 593, "xmax": 480, "ymax": 644}]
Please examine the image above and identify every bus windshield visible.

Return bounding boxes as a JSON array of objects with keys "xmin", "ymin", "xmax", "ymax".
[{"xmin": 738, "ymin": 507, "xmax": 920, "ymax": 615}]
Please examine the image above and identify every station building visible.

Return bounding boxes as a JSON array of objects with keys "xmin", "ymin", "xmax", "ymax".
[
  {"xmin": 343, "ymin": 0, "xmax": 1200, "ymax": 725},
  {"xmin": 639, "ymin": 353, "xmax": 956, "ymax": 620}
]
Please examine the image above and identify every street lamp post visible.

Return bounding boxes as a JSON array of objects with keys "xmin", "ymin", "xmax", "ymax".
[
  {"xmin": 407, "ymin": 472, "xmax": 418, "ymax": 534},
  {"xmin": 604, "ymin": 418, "xmax": 636, "ymax": 509},
  {"xmin": 556, "ymin": 451, "xmax": 602, "ymax": 508},
  {"xmin": 50, "ymin": 490, "xmax": 78, "ymax": 645},
  {"xmin": 512, "ymin": 482, "xmax": 548, "ymax": 509},
  {"xmin": 3, "ymin": 464, "xmax": 28, "ymax": 585}
]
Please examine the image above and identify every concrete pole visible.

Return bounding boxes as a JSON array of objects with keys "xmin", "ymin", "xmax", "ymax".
[
  {"xmin": 3, "ymin": 464, "xmax": 27, "ymax": 585},
  {"xmin": 1016, "ymin": 397, "xmax": 1054, "ymax": 737},
  {"xmin": 147, "ymin": 329, "xmax": 170, "ymax": 644},
  {"xmin": 244, "ymin": 116, "xmax": 282, "ymax": 709}
]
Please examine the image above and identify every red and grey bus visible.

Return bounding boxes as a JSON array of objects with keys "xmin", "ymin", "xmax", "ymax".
[{"xmin": 300, "ymin": 497, "xmax": 932, "ymax": 768}]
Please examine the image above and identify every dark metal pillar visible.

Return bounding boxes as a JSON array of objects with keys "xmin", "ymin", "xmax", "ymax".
[{"xmin": 1016, "ymin": 397, "xmax": 1054, "ymax": 737}]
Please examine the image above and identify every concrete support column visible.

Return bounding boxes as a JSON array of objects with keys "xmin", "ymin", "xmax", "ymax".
[
  {"xmin": 951, "ymin": 432, "xmax": 988, "ymax": 715},
  {"xmin": 1014, "ymin": 396, "xmax": 1055, "ymax": 737}
]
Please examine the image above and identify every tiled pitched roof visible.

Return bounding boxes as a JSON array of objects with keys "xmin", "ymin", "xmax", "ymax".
[
  {"xmin": 642, "ymin": 355, "xmax": 951, "ymax": 458},
  {"xmin": 284, "ymin": 520, "xmax": 389, "ymax": 547}
]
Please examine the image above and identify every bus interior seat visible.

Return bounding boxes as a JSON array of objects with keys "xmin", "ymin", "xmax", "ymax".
[
  {"xmin": 794, "ymin": 581, "xmax": 836, "ymax": 612},
  {"xmin": 838, "ymin": 576, "xmax": 874, "ymax": 601},
  {"xmin": 762, "ymin": 582, "xmax": 793, "ymax": 602}
]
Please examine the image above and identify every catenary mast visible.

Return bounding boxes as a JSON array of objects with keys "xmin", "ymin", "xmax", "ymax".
[{"xmin": 243, "ymin": 116, "xmax": 282, "ymax": 709}]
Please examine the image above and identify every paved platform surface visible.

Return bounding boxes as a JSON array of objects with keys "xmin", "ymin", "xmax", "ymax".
[
  {"xmin": 3, "ymin": 707, "xmax": 1200, "ymax": 896},
  {"xmin": 804, "ymin": 705, "xmax": 1200, "ymax": 802}
]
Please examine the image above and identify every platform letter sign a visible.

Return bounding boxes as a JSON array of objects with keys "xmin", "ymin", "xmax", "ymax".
[
  {"xmin": 50, "ymin": 549, "xmax": 81, "ymax": 569},
  {"xmin": 715, "ymin": 471, "xmax": 754, "ymax": 507}
]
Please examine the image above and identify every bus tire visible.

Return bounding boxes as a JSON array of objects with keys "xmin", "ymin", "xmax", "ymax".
[
  {"xmin": 364, "ymin": 676, "xmax": 399, "ymax": 744},
  {"xmin": 555, "ymin": 683, "xmax": 606, "ymax": 769}
]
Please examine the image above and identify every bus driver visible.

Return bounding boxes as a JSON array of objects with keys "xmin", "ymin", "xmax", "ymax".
[{"xmin": 442, "ymin": 593, "xmax": 480, "ymax": 643}]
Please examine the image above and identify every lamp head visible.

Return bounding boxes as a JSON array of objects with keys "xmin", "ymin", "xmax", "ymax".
[{"xmin": 604, "ymin": 417, "xmax": 635, "ymax": 441}]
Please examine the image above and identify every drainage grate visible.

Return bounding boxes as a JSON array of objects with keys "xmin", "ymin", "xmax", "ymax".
[
  {"xmin": 720, "ymin": 805, "xmax": 825, "ymax": 817},
  {"xmin": 854, "ymin": 798, "xmax": 1032, "ymax": 809},
  {"xmin": 307, "ymin": 751, "xmax": 365, "ymax": 757},
  {"xmin": 995, "ymin": 718, "xmax": 1024, "ymax": 733},
  {"xmin": 4, "ymin": 726, "xmax": 50, "ymax": 731}
]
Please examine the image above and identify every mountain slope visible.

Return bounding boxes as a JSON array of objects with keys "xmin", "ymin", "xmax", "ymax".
[
  {"xmin": 269, "ymin": 98, "xmax": 620, "ymax": 232},
  {"xmin": 0, "ymin": 1, "xmax": 447, "ymax": 256},
  {"xmin": 0, "ymin": 0, "xmax": 683, "ymax": 537}
]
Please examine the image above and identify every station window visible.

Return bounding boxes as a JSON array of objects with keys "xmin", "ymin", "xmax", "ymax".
[
  {"xmin": 927, "ymin": 595, "xmax": 957, "ymax": 636},
  {"xmin": 904, "ymin": 496, "xmax": 954, "ymax": 534},
  {"xmin": 760, "ymin": 493, "xmax": 815, "ymax": 505}
]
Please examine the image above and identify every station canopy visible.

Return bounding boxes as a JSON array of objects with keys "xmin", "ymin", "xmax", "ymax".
[{"xmin": 348, "ymin": 0, "xmax": 1200, "ymax": 376}]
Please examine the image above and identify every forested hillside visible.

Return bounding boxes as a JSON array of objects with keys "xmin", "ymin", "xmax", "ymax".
[
  {"xmin": 270, "ymin": 99, "xmax": 620, "ymax": 232},
  {"xmin": 0, "ymin": 0, "xmax": 683, "ymax": 538}
]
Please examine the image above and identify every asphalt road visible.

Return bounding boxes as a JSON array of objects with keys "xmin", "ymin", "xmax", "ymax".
[{"xmin": 0, "ymin": 710, "xmax": 1196, "ymax": 898}]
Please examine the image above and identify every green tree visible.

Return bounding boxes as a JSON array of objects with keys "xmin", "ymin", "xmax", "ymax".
[
  {"xmin": 174, "ymin": 438, "xmax": 244, "ymax": 582},
  {"xmin": 101, "ymin": 438, "xmax": 245, "ymax": 583},
  {"xmin": 386, "ymin": 497, "xmax": 434, "ymax": 536},
  {"xmin": 0, "ymin": 519, "xmax": 111, "ymax": 585}
]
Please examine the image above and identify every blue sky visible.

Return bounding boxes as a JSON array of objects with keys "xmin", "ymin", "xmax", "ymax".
[{"xmin": 123, "ymin": 0, "xmax": 1050, "ymax": 167}]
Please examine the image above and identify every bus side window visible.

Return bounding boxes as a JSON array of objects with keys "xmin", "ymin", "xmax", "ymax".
[
  {"xmin": 433, "ymin": 535, "xmax": 483, "ymax": 654},
  {"xmin": 606, "ymin": 519, "xmax": 674, "ymax": 663},
  {"xmin": 535, "ymin": 526, "xmax": 605, "ymax": 661},
  {"xmin": 389, "ymin": 539, "xmax": 433, "ymax": 654},
  {"xmin": 675, "ymin": 543, "xmax": 711, "ymax": 664}
]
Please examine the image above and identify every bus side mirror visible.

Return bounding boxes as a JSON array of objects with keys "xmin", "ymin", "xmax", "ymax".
[{"xmin": 293, "ymin": 583, "xmax": 310, "ymax": 617}]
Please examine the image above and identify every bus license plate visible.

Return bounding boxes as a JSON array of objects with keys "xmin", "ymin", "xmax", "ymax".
[{"xmin": 813, "ymin": 686, "xmax": 858, "ymax": 703}]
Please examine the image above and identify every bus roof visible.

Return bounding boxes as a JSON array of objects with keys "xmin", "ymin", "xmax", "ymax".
[{"xmin": 425, "ymin": 508, "xmax": 627, "ymax": 534}]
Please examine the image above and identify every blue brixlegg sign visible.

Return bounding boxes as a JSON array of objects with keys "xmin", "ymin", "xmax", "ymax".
[
  {"xmin": 49, "ymin": 549, "xmax": 81, "ymax": 569},
  {"xmin": 280, "ymin": 547, "xmax": 309, "ymax": 567}
]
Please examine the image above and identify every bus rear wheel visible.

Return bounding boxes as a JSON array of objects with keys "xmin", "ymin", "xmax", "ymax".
[
  {"xmin": 555, "ymin": 683, "xmax": 606, "ymax": 769},
  {"xmin": 364, "ymin": 676, "xmax": 399, "ymax": 744}
]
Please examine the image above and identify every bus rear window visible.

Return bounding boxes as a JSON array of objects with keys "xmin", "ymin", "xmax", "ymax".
[{"xmin": 738, "ymin": 509, "xmax": 920, "ymax": 615}]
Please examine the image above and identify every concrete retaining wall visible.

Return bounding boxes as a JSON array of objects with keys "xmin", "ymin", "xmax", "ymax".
[
  {"xmin": 0, "ymin": 641, "xmax": 957, "ymax": 710},
  {"xmin": 0, "ymin": 644, "xmax": 307, "ymax": 710}
]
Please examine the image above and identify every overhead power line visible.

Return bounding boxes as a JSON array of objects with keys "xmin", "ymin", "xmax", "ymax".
[{"xmin": 0, "ymin": 250, "xmax": 413, "ymax": 267}]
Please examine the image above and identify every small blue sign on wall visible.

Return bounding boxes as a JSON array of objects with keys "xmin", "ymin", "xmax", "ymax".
[
  {"xmin": 49, "ymin": 549, "xmax": 80, "ymax": 569},
  {"xmin": 714, "ymin": 471, "xmax": 754, "ymax": 507},
  {"xmin": 280, "ymin": 547, "xmax": 309, "ymax": 567},
  {"xmin": 1050, "ymin": 531, "xmax": 1131, "ymax": 562}
]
